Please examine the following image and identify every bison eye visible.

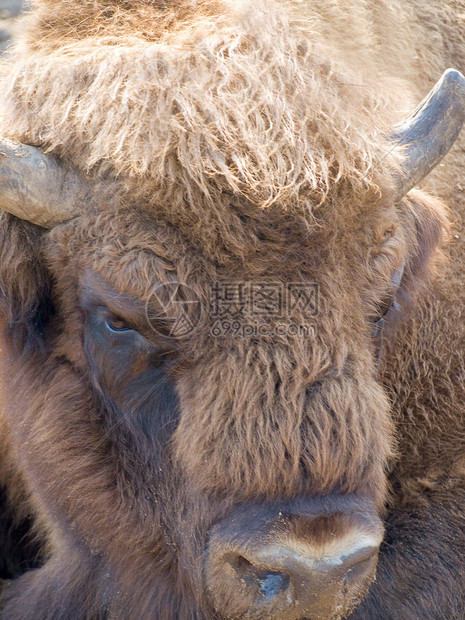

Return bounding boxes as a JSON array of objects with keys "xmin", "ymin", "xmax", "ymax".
[{"xmin": 105, "ymin": 316, "xmax": 133, "ymax": 333}]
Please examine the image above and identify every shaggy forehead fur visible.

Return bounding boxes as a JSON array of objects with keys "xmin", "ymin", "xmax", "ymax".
[{"xmin": 0, "ymin": 0, "xmax": 403, "ymax": 252}]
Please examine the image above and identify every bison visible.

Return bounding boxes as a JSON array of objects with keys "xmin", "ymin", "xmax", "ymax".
[{"xmin": 0, "ymin": 1, "xmax": 465, "ymax": 618}]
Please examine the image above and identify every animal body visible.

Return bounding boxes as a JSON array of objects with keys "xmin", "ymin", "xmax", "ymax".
[{"xmin": 0, "ymin": 1, "xmax": 464, "ymax": 618}]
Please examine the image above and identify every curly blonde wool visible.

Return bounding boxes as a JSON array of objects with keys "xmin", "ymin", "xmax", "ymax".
[{"xmin": 0, "ymin": 0, "xmax": 400, "ymax": 224}]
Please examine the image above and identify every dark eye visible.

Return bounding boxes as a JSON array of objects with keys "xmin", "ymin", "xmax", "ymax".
[
  {"xmin": 105, "ymin": 316, "xmax": 133, "ymax": 333},
  {"xmin": 373, "ymin": 293, "xmax": 395, "ymax": 322}
]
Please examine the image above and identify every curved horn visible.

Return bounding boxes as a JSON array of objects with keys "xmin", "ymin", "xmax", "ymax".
[
  {"xmin": 392, "ymin": 69, "xmax": 465, "ymax": 199},
  {"xmin": 0, "ymin": 138, "xmax": 90, "ymax": 228}
]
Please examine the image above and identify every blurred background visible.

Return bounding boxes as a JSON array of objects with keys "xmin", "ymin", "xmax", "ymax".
[{"xmin": 0, "ymin": 0, "xmax": 25, "ymax": 52}]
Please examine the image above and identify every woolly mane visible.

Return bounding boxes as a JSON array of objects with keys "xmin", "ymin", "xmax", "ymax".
[{"xmin": 0, "ymin": 0, "xmax": 401, "ymax": 225}]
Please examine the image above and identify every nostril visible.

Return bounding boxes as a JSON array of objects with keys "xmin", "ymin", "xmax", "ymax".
[
  {"xmin": 235, "ymin": 554, "xmax": 254, "ymax": 572},
  {"xmin": 227, "ymin": 554, "xmax": 290, "ymax": 600}
]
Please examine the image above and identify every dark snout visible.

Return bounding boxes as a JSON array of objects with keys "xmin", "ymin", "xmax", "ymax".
[{"xmin": 205, "ymin": 496, "xmax": 383, "ymax": 619}]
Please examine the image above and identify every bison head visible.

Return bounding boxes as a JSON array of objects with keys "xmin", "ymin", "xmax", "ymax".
[{"xmin": 0, "ymin": 47, "xmax": 463, "ymax": 619}]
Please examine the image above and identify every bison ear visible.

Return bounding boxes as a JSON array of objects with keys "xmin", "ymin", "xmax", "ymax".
[
  {"xmin": 398, "ymin": 189, "xmax": 449, "ymax": 308},
  {"xmin": 0, "ymin": 139, "xmax": 91, "ymax": 348},
  {"xmin": 0, "ymin": 212, "xmax": 53, "ymax": 351},
  {"xmin": 392, "ymin": 69, "xmax": 465, "ymax": 199},
  {"xmin": 0, "ymin": 138, "xmax": 90, "ymax": 228}
]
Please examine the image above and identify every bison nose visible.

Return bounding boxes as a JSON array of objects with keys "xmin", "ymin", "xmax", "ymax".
[{"xmin": 206, "ymin": 527, "xmax": 382, "ymax": 619}]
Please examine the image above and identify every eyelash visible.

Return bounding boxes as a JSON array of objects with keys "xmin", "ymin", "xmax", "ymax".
[{"xmin": 105, "ymin": 317, "xmax": 133, "ymax": 333}]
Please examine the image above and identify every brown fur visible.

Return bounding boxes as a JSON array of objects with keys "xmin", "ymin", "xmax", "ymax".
[{"xmin": 0, "ymin": 1, "xmax": 464, "ymax": 618}]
